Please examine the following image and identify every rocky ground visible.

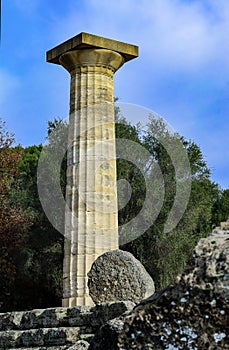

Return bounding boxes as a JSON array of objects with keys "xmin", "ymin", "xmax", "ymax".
[{"xmin": 1, "ymin": 221, "xmax": 228, "ymax": 349}]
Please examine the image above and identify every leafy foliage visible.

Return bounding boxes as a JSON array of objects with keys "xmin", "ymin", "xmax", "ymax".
[
  {"xmin": 0, "ymin": 108, "xmax": 228, "ymax": 310},
  {"xmin": 0, "ymin": 119, "xmax": 65, "ymax": 311},
  {"xmin": 11, "ymin": 144, "xmax": 63, "ymax": 311},
  {"xmin": 211, "ymin": 188, "xmax": 229, "ymax": 226},
  {"xmin": 0, "ymin": 118, "xmax": 33, "ymax": 310},
  {"xmin": 116, "ymin": 111, "xmax": 219, "ymax": 289}
]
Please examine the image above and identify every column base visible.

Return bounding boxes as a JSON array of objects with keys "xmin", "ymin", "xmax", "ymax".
[{"xmin": 62, "ymin": 296, "xmax": 95, "ymax": 307}]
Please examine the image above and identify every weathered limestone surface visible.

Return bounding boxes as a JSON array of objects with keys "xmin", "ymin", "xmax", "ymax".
[
  {"xmin": 11, "ymin": 347, "xmax": 68, "ymax": 350},
  {"xmin": 88, "ymin": 318, "xmax": 124, "ymax": 350},
  {"xmin": 0, "ymin": 301, "xmax": 135, "ymax": 349},
  {"xmin": 46, "ymin": 32, "xmax": 138, "ymax": 64},
  {"xmin": 89, "ymin": 232, "xmax": 229, "ymax": 349},
  {"xmin": 47, "ymin": 33, "xmax": 138, "ymax": 307},
  {"xmin": 88, "ymin": 250, "xmax": 155, "ymax": 304},
  {"xmin": 0, "ymin": 327, "xmax": 80, "ymax": 349},
  {"xmin": 182, "ymin": 232, "xmax": 229, "ymax": 297},
  {"xmin": 213, "ymin": 218, "xmax": 229, "ymax": 234},
  {"xmin": 67, "ymin": 340, "xmax": 90, "ymax": 350},
  {"xmin": 0, "ymin": 302, "xmax": 135, "ymax": 331},
  {"xmin": 15, "ymin": 342, "xmax": 90, "ymax": 350},
  {"xmin": 11, "ymin": 341, "xmax": 90, "ymax": 350}
]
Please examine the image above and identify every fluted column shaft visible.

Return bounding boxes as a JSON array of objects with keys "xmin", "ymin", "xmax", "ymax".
[{"xmin": 60, "ymin": 49, "xmax": 124, "ymax": 306}]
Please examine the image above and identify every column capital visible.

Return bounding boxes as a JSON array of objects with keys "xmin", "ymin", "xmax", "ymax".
[
  {"xmin": 46, "ymin": 32, "xmax": 139, "ymax": 65},
  {"xmin": 59, "ymin": 48, "xmax": 125, "ymax": 74}
]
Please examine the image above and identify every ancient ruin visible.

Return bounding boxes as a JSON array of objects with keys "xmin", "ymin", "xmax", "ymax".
[
  {"xmin": 46, "ymin": 33, "xmax": 138, "ymax": 307},
  {"xmin": 1, "ymin": 225, "xmax": 227, "ymax": 349},
  {"xmin": 87, "ymin": 250, "xmax": 155, "ymax": 304},
  {"xmin": 89, "ymin": 225, "xmax": 229, "ymax": 349}
]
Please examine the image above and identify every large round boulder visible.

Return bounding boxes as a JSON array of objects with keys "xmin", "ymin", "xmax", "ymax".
[{"xmin": 87, "ymin": 249, "xmax": 155, "ymax": 304}]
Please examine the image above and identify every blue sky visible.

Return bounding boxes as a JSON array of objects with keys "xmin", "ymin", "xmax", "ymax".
[{"xmin": 0, "ymin": 0, "xmax": 228, "ymax": 189}]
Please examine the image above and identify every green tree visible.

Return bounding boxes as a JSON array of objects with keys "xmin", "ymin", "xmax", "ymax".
[
  {"xmin": 12, "ymin": 141, "xmax": 64, "ymax": 311},
  {"xmin": 5, "ymin": 108, "xmax": 226, "ymax": 310},
  {"xmin": 115, "ymin": 111, "xmax": 146, "ymax": 227},
  {"xmin": 211, "ymin": 188, "xmax": 229, "ymax": 226},
  {"xmin": 118, "ymin": 114, "xmax": 216, "ymax": 289},
  {"xmin": 6, "ymin": 119, "xmax": 67, "ymax": 311},
  {"xmin": 0, "ymin": 118, "xmax": 33, "ymax": 310}
]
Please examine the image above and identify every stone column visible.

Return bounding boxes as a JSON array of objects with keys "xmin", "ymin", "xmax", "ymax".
[{"xmin": 47, "ymin": 33, "xmax": 138, "ymax": 306}]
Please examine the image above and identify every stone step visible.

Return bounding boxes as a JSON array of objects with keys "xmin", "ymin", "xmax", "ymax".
[
  {"xmin": 0, "ymin": 301, "xmax": 135, "ymax": 331},
  {"xmin": 8, "ymin": 347, "xmax": 69, "ymax": 350},
  {"xmin": 7, "ymin": 338, "xmax": 92, "ymax": 350},
  {"xmin": 0, "ymin": 326, "xmax": 90, "ymax": 348}
]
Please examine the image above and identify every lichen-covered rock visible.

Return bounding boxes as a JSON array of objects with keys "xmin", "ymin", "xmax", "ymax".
[
  {"xmin": 213, "ymin": 218, "xmax": 229, "ymax": 234},
  {"xmin": 90, "ymin": 233, "xmax": 229, "ymax": 349},
  {"xmin": 118, "ymin": 233, "xmax": 229, "ymax": 349},
  {"xmin": 87, "ymin": 250, "xmax": 155, "ymax": 304},
  {"xmin": 15, "ymin": 347, "xmax": 69, "ymax": 350},
  {"xmin": 68, "ymin": 340, "xmax": 90, "ymax": 349},
  {"xmin": 88, "ymin": 318, "xmax": 124, "ymax": 350},
  {"xmin": 0, "ymin": 327, "xmax": 79, "ymax": 349},
  {"xmin": 214, "ymin": 219, "xmax": 229, "ymax": 232},
  {"xmin": 119, "ymin": 283, "xmax": 229, "ymax": 349},
  {"xmin": 182, "ymin": 233, "xmax": 229, "ymax": 297},
  {"xmin": 0, "ymin": 301, "xmax": 134, "ymax": 331},
  {"xmin": 0, "ymin": 302, "xmax": 135, "ymax": 349}
]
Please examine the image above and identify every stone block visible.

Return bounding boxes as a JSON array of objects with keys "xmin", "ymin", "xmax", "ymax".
[
  {"xmin": 0, "ymin": 302, "xmax": 135, "ymax": 332},
  {"xmin": 0, "ymin": 327, "xmax": 79, "ymax": 348},
  {"xmin": 46, "ymin": 32, "xmax": 138, "ymax": 65},
  {"xmin": 88, "ymin": 318, "xmax": 124, "ymax": 350},
  {"xmin": 67, "ymin": 340, "xmax": 90, "ymax": 349},
  {"xmin": 88, "ymin": 250, "xmax": 155, "ymax": 304}
]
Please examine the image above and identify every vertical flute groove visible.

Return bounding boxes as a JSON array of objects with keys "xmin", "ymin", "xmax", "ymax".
[{"xmin": 62, "ymin": 50, "xmax": 123, "ymax": 306}]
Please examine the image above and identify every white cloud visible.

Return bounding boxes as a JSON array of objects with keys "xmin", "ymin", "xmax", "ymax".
[
  {"xmin": 142, "ymin": 0, "xmax": 229, "ymax": 71},
  {"xmin": 51, "ymin": 0, "xmax": 229, "ymax": 74}
]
